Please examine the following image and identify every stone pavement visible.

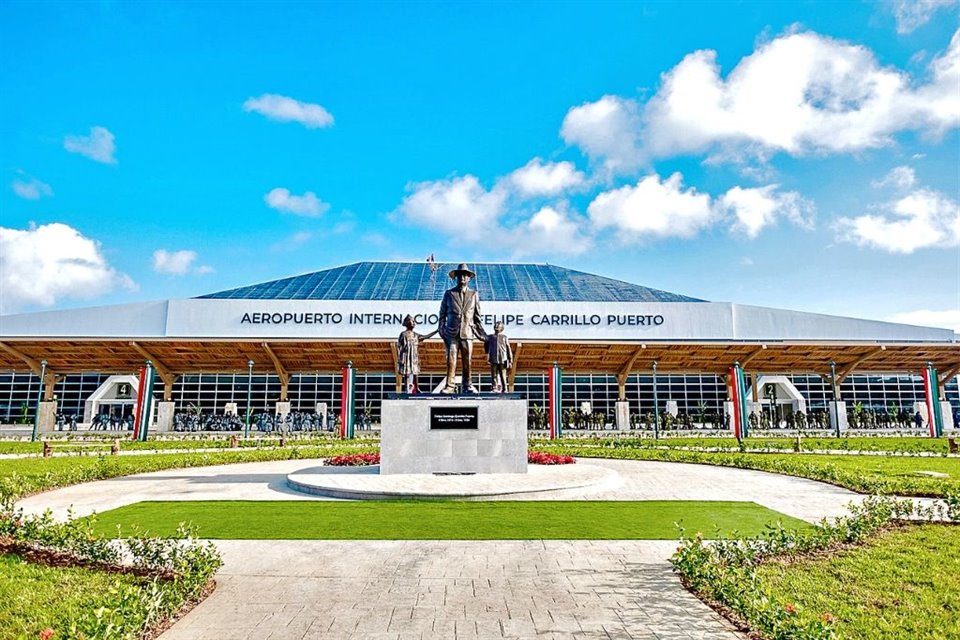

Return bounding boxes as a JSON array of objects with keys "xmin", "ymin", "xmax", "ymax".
[
  {"xmin": 160, "ymin": 540, "xmax": 742, "ymax": 640},
  {"xmin": 16, "ymin": 457, "xmax": 868, "ymax": 639}
]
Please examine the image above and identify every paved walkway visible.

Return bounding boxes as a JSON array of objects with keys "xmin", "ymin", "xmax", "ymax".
[{"xmin": 16, "ymin": 458, "xmax": 868, "ymax": 639}]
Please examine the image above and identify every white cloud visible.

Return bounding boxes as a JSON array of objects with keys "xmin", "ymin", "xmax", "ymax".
[
  {"xmin": 719, "ymin": 185, "xmax": 815, "ymax": 238},
  {"xmin": 398, "ymin": 175, "xmax": 507, "ymax": 240},
  {"xmin": 243, "ymin": 94, "xmax": 334, "ymax": 128},
  {"xmin": 0, "ymin": 223, "xmax": 135, "ymax": 313},
  {"xmin": 872, "ymin": 166, "xmax": 917, "ymax": 189},
  {"xmin": 888, "ymin": 0, "xmax": 959, "ymax": 34},
  {"xmin": 836, "ymin": 188, "xmax": 960, "ymax": 253},
  {"xmin": 888, "ymin": 309, "xmax": 960, "ymax": 333},
  {"xmin": 560, "ymin": 95, "xmax": 643, "ymax": 173},
  {"xmin": 505, "ymin": 158, "xmax": 586, "ymax": 197},
  {"xmin": 11, "ymin": 175, "xmax": 53, "ymax": 200},
  {"xmin": 153, "ymin": 249, "xmax": 198, "ymax": 275},
  {"xmin": 264, "ymin": 188, "xmax": 329, "ymax": 217},
  {"xmin": 587, "ymin": 173, "xmax": 715, "ymax": 240},
  {"xmin": 563, "ymin": 30, "xmax": 959, "ymax": 166},
  {"xmin": 64, "ymin": 126, "xmax": 116, "ymax": 164},
  {"xmin": 506, "ymin": 206, "xmax": 592, "ymax": 257}
]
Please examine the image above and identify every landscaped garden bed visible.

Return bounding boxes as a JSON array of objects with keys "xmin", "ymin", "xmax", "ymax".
[
  {"xmin": 0, "ymin": 498, "xmax": 221, "ymax": 640},
  {"xmin": 671, "ymin": 495, "xmax": 960, "ymax": 640}
]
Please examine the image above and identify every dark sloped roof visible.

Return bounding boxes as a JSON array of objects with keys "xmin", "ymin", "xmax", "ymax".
[{"xmin": 197, "ymin": 262, "xmax": 705, "ymax": 302}]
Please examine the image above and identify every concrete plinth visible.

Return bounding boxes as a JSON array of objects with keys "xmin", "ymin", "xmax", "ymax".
[
  {"xmin": 665, "ymin": 401, "xmax": 678, "ymax": 417},
  {"xmin": 829, "ymin": 401, "xmax": 848, "ymax": 432},
  {"xmin": 941, "ymin": 401, "xmax": 955, "ymax": 432},
  {"xmin": 156, "ymin": 402, "xmax": 175, "ymax": 433},
  {"xmin": 615, "ymin": 401, "xmax": 630, "ymax": 431},
  {"xmin": 275, "ymin": 402, "xmax": 291, "ymax": 417},
  {"xmin": 224, "ymin": 402, "xmax": 238, "ymax": 416},
  {"xmin": 37, "ymin": 401, "xmax": 57, "ymax": 434},
  {"xmin": 381, "ymin": 396, "xmax": 527, "ymax": 474}
]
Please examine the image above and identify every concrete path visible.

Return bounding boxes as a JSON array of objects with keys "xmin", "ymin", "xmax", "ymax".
[
  {"xmin": 161, "ymin": 540, "xmax": 741, "ymax": 640},
  {"xmin": 15, "ymin": 458, "xmax": 868, "ymax": 639}
]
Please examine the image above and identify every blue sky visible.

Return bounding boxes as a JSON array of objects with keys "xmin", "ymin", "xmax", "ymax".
[{"xmin": 1, "ymin": 0, "xmax": 958, "ymax": 331}]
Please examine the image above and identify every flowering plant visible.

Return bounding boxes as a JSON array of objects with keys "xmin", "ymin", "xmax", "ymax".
[
  {"xmin": 528, "ymin": 451, "xmax": 575, "ymax": 465},
  {"xmin": 326, "ymin": 453, "xmax": 380, "ymax": 466}
]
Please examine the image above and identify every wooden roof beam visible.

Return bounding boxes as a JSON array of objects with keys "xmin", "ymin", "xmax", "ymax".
[
  {"xmin": 616, "ymin": 345, "xmax": 646, "ymax": 384},
  {"xmin": 261, "ymin": 342, "xmax": 291, "ymax": 401},
  {"xmin": 0, "ymin": 341, "xmax": 50, "ymax": 377},
  {"xmin": 939, "ymin": 362, "xmax": 960, "ymax": 387},
  {"xmin": 739, "ymin": 344, "xmax": 767, "ymax": 370},
  {"xmin": 128, "ymin": 341, "xmax": 176, "ymax": 387},
  {"xmin": 836, "ymin": 345, "xmax": 886, "ymax": 384}
]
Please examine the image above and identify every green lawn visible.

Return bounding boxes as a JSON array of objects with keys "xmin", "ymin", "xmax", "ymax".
[
  {"xmin": 0, "ymin": 444, "xmax": 377, "ymax": 500},
  {"xmin": 572, "ymin": 435, "xmax": 954, "ymax": 455},
  {"xmin": 0, "ymin": 434, "xmax": 345, "ymax": 455},
  {"xmin": 88, "ymin": 499, "xmax": 808, "ymax": 540},
  {"xmin": 537, "ymin": 443, "xmax": 960, "ymax": 497},
  {"xmin": 755, "ymin": 524, "xmax": 960, "ymax": 639},
  {"xmin": 0, "ymin": 553, "xmax": 147, "ymax": 640}
]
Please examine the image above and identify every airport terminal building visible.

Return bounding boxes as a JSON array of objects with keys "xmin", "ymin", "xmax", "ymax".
[{"xmin": 0, "ymin": 261, "xmax": 957, "ymax": 431}]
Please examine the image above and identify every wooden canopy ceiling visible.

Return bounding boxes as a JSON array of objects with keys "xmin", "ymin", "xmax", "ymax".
[{"xmin": 1, "ymin": 338, "xmax": 957, "ymax": 384}]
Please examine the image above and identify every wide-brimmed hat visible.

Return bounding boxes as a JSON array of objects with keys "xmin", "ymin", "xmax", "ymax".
[{"xmin": 448, "ymin": 262, "xmax": 476, "ymax": 279}]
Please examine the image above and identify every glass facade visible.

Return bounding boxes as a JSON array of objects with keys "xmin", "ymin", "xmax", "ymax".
[{"xmin": 2, "ymin": 370, "xmax": 957, "ymax": 426}]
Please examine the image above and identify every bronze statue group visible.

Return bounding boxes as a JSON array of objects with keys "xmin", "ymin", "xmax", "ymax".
[{"xmin": 397, "ymin": 263, "xmax": 513, "ymax": 394}]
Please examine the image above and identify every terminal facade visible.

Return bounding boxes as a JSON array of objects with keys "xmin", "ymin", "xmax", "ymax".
[{"xmin": 0, "ymin": 261, "xmax": 957, "ymax": 431}]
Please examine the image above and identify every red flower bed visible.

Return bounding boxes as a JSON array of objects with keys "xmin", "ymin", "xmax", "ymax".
[
  {"xmin": 326, "ymin": 453, "xmax": 380, "ymax": 466},
  {"xmin": 528, "ymin": 451, "xmax": 575, "ymax": 465}
]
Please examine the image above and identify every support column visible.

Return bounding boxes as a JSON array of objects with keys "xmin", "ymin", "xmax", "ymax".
[
  {"xmin": 37, "ymin": 401, "xmax": 57, "ymax": 434},
  {"xmin": 615, "ymin": 400, "xmax": 630, "ymax": 431},
  {"xmin": 829, "ymin": 401, "xmax": 848, "ymax": 433},
  {"xmin": 156, "ymin": 402, "xmax": 175, "ymax": 432}
]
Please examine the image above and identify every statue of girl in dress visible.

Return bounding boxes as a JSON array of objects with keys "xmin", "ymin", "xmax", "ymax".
[{"xmin": 397, "ymin": 314, "xmax": 436, "ymax": 394}]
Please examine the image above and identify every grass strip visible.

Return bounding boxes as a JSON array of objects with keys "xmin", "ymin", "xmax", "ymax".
[
  {"xmin": 534, "ymin": 435, "xmax": 953, "ymax": 455},
  {"xmin": 0, "ymin": 552, "xmax": 148, "ymax": 640},
  {"xmin": 0, "ymin": 434, "xmax": 355, "ymax": 456},
  {"xmin": 88, "ymin": 500, "xmax": 809, "ymax": 540},
  {"xmin": 755, "ymin": 524, "xmax": 960, "ymax": 639},
  {"xmin": 0, "ymin": 444, "xmax": 377, "ymax": 501},
  {"xmin": 535, "ymin": 442, "xmax": 960, "ymax": 497}
]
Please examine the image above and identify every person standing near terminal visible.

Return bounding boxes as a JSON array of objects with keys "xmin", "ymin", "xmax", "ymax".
[{"xmin": 438, "ymin": 263, "xmax": 487, "ymax": 393}]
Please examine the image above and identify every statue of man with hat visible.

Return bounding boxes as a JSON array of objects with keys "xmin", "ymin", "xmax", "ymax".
[{"xmin": 438, "ymin": 263, "xmax": 487, "ymax": 393}]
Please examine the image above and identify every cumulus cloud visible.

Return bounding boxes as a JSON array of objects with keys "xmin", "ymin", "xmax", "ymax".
[
  {"xmin": 11, "ymin": 174, "xmax": 53, "ymax": 200},
  {"xmin": 587, "ymin": 173, "xmax": 714, "ymax": 240},
  {"xmin": 888, "ymin": 0, "xmax": 958, "ymax": 34},
  {"xmin": 564, "ymin": 30, "xmax": 960, "ymax": 166},
  {"xmin": 0, "ymin": 223, "xmax": 135, "ymax": 313},
  {"xmin": 505, "ymin": 206, "xmax": 592, "ymax": 257},
  {"xmin": 836, "ymin": 188, "xmax": 960, "ymax": 253},
  {"xmin": 718, "ymin": 185, "xmax": 815, "ymax": 238},
  {"xmin": 398, "ymin": 175, "xmax": 507, "ymax": 240},
  {"xmin": 872, "ymin": 166, "xmax": 917, "ymax": 189},
  {"xmin": 243, "ymin": 94, "xmax": 334, "ymax": 128},
  {"xmin": 560, "ymin": 95, "xmax": 643, "ymax": 173},
  {"xmin": 152, "ymin": 249, "xmax": 204, "ymax": 275},
  {"xmin": 264, "ymin": 188, "xmax": 329, "ymax": 217},
  {"xmin": 505, "ymin": 158, "xmax": 586, "ymax": 197},
  {"xmin": 64, "ymin": 126, "xmax": 116, "ymax": 164},
  {"xmin": 397, "ymin": 174, "xmax": 591, "ymax": 256},
  {"xmin": 888, "ymin": 309, "xmax": 960, "ymax": 333}
]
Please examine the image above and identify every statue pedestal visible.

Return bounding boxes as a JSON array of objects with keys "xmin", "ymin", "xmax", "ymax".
[{"xmin": 380, "ymin": 394, "xmax": 528, "ymax": 474}]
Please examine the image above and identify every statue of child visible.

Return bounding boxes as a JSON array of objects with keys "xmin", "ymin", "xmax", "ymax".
[
  {"xmin": 397, "ymin": 314, "xmax": 436, "ymax": 393},
  {"xmin": 485, "ymin": 321, "xmax": 513, "ymax": 393}
]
